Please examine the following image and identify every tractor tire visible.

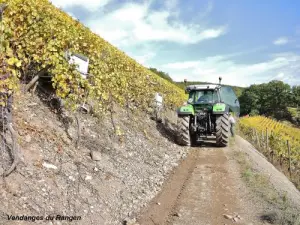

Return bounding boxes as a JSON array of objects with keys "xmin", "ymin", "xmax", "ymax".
[
  {"xmin": 176, "ymin": 116, "xmax": 191, "ymax": 146},
  {"xmin": 216, "ymin": 114, "xmax": 230, "ymax": 147}
]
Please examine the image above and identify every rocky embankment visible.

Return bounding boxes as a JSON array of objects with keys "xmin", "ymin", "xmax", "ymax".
[{"xmin": 0, "ymin": 93, "xmax": 188, "ymax": 225}]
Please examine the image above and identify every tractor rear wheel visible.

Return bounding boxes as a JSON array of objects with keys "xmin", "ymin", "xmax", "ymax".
[
  {"xmin": 176, "ymin": 116, "xmax": 191, "ymax": 146},
  {"xmin": 216, "ymin": 113, "xmax": 230, "ymax": 147}
]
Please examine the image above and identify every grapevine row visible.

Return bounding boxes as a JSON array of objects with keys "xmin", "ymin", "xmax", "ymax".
[
  {"xmin": 239, "ymin": 116, "xmax": 300, "ymax": 161},
  {"xmin": 0, "ymin": 0, "xmax": 186, "ymax": 113}
]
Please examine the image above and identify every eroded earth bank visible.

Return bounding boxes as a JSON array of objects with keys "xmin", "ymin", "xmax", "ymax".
[{"xmin": 1, "ymin": 93, "xmax": 300, "ymax": 225}]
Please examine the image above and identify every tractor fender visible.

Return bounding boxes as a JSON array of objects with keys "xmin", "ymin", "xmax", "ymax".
[
  {"xmin": 177, "ymin": 104, "xmax": 194, "ymax": 116},
  {"xmin": 212, "ymin": 103, "xmax": 229, "ymax": 115}
]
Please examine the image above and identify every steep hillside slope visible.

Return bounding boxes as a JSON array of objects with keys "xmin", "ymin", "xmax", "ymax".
[
  {"xmin": 0, "ymin": 92, "xmax": 188, "ymax": 225},
  {"xmin": 0, "ymin": 0, "xmax": 185, "ymax": 113},
  {"xmin": 0, "ymin": 1, "xmax": 186, "ymax": 224}
]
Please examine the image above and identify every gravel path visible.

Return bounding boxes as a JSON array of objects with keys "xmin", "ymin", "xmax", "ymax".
[{"xmin": 137, "ymin": 136, "xmax": 300, "ymax": 225}]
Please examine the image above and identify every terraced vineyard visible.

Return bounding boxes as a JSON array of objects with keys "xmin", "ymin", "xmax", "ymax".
[
  {"xmin": 239, "ymin": 116, "xmax": 300, "ymax": 188},
  {"xmin": 0, "ymin": 0, "xmax": 185, "ymax": 112},
  {"xmin": 239, "ymin": 116, "xmax": 300, "ymax": 160}
]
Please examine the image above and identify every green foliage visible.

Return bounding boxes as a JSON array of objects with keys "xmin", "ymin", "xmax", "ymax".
[
  {"xmin": 239, "ymin": 80, "xmax": 299, "ymax": 120},
  {"xmin": 291, "ymin": 86, "xmax": 300, "ymax": 107},
  {"xmin": 0, "ymin": 0, "xmax": 185, "ymax": 111},
  {"xmin": 249, "ymin": 109, "xmax": 259, "ymax": 116},
  {"xmin": 232, "ymin": 86, "xmax": 243, "ymax": 98},
  {"xmin": 287, "ymin": 107, "xmax": 300, "ymax": 126},
  {"xmin": 0, "ymin": 6, "xmax": 20, "ymax": 106},
  {"xmin": 239, "ymin": 85, "xmax": 261, "ymax": 115}
]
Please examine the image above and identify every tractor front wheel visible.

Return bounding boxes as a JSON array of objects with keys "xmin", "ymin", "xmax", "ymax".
[
  {"xmin": 216, "ymin": 114, "xmax": 230, "ymax": 147},
  {"xmin": 176, "ymin": 116, "xmax": 191, "ymax": 146}
]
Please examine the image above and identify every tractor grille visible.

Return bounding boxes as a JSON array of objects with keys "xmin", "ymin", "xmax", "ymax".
[
  {"xmin": 194, "ymin": 106, "xmax": 203, "ymax": 113},
  {"xmin": 194, "ymin": 105, "xmax": 212, "ymax": 114}
]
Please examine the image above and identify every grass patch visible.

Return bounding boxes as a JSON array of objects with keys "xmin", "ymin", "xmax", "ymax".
[
  {"xmin": 233, "ymin": 150, "xmax": 300, "ymax": 225},
  {"xmin": 241, "ymin": 168, "xmax": 252, "ymax": 181}
]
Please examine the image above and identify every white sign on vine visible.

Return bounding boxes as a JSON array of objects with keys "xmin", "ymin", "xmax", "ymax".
[
  {"xmin": 66, "ymin": 51, "xmax": 89, "ymax": 79},
  {"xmin": 155, "ymin": 93, "xmax": 163, "ymax": 108}
]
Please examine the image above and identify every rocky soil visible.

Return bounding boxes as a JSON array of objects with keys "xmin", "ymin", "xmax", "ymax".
[
  {"xmin": 1, "ymin": 92, "xmax": 300, "ymax": 225},
  {"xmin": 0, "ymin": 92, "xmax": 188, "ymax": 225}
]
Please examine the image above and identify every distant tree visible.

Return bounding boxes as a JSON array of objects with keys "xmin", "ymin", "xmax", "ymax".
[
  {"xmin": 250, "ymin": 109, "xmax": 260, "ymax": 116},
  {"xmin": 239, "ymin": 80, "xmax": 294, "ymax": 118},
  {"xmin": 239, "ymin": 84, "xmax": 261, "ymax": 115},
  {"xmin": 232, "ymin": 87, "xmax": 243, "ymax": 98},
  {"xmin": 292, "ymin": 86, "xmax": 300, "ymax": 108},
  {"xmin": 264, "ymin": 80, "xmax": 291, "ymax": 114}
]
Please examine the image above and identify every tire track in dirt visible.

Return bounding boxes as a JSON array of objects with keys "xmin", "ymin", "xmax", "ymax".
[
  {"xmin": 137, "ymin": 138, "xmax": 265, "ymax": 225},
  {"xmin": 136, "ymin": 148, "xmax": 199, "ymax": 225},
  {"xmin": 169, "ymin": 148, "xmax": 239, "ymax": 225}
]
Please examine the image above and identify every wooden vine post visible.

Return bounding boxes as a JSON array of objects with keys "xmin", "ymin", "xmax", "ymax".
[
  {"xmin": 109, "ymin": 91, "xmax": 116, "ymax": 132},
  {"xmin": 261, "ymin": 130, "xmax": 264, "ymax": 149},
  {"xmin": 266, "ymin": 128, "xmax": 269, "ymax": 156},
  {"xmin": 287, "ymin": 140, "xmax": 292, "ymax": 178},
  {"xmin": 74, "ymin": 113, "xmax": 81, "ymax": 149},
  {"xmin": 255, "ymin": 129, "xmax": 260, "ymax": 148},
  {"xmin": 270, "ymin": 130, "xmax": 273, "ymax": 163},
  {"xmin": 25, "ymin": 66, "xmax": 50, "ymax": 92}
]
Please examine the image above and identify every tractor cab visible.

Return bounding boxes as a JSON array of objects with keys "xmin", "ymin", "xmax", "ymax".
[
  {"xmin": 187, "ymin": 87, "xmax": 219, "ymax": 104},
  {"xmin": 184, "ymin": 83, "xmax": 240, "ymax": 117},
  {"xmin": 185, "ymin": 84, "xmax": 222, "ymax": 114}
]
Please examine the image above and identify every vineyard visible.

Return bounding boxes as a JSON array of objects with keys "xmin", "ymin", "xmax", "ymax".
[
  {"xmin": 0, "ymin": 0, "xmax": 186, "ymax": 113},
  {"xmin": 239, "ymin": 116, "xmax": 300, "ymax": 188}
]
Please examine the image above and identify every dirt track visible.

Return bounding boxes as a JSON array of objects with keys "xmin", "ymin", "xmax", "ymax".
[{"xmin": 137, "ymin": 136, "xmax": 300, "ymax": 225}]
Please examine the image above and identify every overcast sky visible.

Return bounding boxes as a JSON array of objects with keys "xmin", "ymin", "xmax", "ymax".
[{"xmin": 50, "ymin": 0, "xmax": 300, "ymax": 87}]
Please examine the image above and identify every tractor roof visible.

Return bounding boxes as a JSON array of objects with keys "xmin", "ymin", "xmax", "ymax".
[{"xmin": 185, "ymin": 84, "xmax": 220, "ymax": 93}]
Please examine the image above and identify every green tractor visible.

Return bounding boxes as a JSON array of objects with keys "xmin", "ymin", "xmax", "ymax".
[{"xmin": 176, "ymin": 77, "xmax": 240, "ymax": 147}]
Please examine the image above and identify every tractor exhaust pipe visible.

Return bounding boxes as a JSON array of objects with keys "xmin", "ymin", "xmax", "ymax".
[
  {"xmin": 184, "ymin": 79, "xmax": 187, "ymax": 88},
  {"xmin": 218, "ymin": 77, "xmax": 223, "ymax": 103}
]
